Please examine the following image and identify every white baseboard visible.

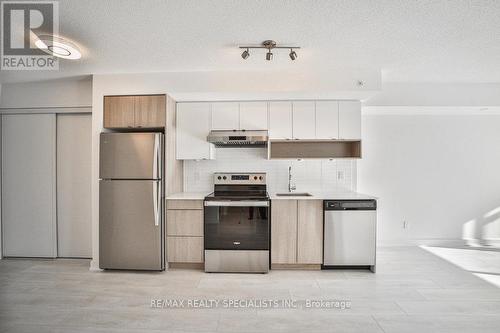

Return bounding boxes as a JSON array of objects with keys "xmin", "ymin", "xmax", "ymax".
[
  {"xmin": 89, "ymin": 259, "xmax": 103, "ymax": 272},
  {"xmin": 378, "ymin": 239, "xmax": 468, "ymax": 247}
]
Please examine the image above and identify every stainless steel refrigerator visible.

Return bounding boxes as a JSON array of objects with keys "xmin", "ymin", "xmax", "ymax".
[{"xmin": 99, "ymin": 132, "xmax": 164, "ymax": 270}]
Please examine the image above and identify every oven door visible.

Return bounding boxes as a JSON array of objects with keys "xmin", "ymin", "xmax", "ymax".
[{"xmin": 204, "ymin": 201, "xmax": 269, "ymax": 250}]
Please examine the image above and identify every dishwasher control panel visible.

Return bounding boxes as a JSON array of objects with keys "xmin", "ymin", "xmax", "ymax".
[{"xmin": 324, "ymin": 200, "xmax": 377, "ymax": 210}]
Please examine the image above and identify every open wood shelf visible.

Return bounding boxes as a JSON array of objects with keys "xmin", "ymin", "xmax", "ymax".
[{"xmin": 268, "ymin": 139, "xmax": 361, "ymax": 159}]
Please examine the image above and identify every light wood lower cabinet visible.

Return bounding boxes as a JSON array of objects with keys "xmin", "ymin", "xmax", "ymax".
[
  {"xmin": 271, "ymin": 199, "xmax": 323, "ymax": 265},
  {"xmin": 297, "ymin": 200, "xmax": 323, "ymax": 264},
  {"xmin": 167, "ymin": 210, "xmax": 203, "ymax": 236},
  {"xmin": 271, "ymin": 200, "xmax": 297, "ymax": 264},
  {"xmin": 166, "ymin": 199, "xmax": 204, "ymax": 263},
  {"xmin": 167, "ymin": 199, "xmax": 204, "ymax": 210},
  {"xmin": 167, "ymin": 236, "xmax": 203, "ymax": 263}
]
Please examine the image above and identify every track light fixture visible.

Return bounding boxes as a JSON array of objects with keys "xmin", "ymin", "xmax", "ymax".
[
  {"xmin": 266, "ymin": 51, "xmax": 273, "ymax": 61},
  {"xmin": 241, "ymin": 48, "xmax": 250, "ymax": 59},
  {"xmin": 239, "ymin": 40, "xmax": 300, "ymax": 61}
]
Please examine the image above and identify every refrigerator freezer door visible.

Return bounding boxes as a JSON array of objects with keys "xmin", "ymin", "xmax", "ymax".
[
  {"xmin": 99, "ymin": 179, "xmax": 163, "ymax": 270},
  {"xmin": 100, "ymin": 132, "xmax": 162, "ymax": 179}
]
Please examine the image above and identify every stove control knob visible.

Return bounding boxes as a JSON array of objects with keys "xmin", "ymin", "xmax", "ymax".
[
  {"xmin": 259, "ymin": 176, "xmax": 263, "ymax": 180},
  {"xmin": 253, "ymin": 176, "xmax": 258, "ymax": 180},
  {"xmin": 223, "ymin": 176, "xmax": 227, "ymax": 180},
  {"xmin": 217, "ymin": 176, "xmax": 222, "ymax": 180}
]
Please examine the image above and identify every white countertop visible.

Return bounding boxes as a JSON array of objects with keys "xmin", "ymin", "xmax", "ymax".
[
  {"xmin": 166, "ymin": 192, "xmax": 209, "ymax": 200},
  {"xmin": 269, "ymin": 191, "xmax": 377, "ymax": 200},
  {"xmin": 167, "ymin": 191, "xmax": 376, "ymax": 201}
]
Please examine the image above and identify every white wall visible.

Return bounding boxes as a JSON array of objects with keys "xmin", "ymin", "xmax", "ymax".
[
  {"xmin": 184, "ymin": 148, "xmax": 357, "ymax": 193},
  {"xmin": 91, "ymin": 70, "xmax": 380, "ymax": 102},
  {"xmin": 0, "ymin": 76, "xmax": 92, "ymax": 109},
  {"xmin": 358, "ymin": 110, "xmax": 500, "ymax": 244},
  {"xmin": 365, "ymin": 82, "xmax": 500, "ymax": 106}
]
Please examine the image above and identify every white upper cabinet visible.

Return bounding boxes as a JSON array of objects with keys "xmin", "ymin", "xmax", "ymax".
[
  {"xmin": 292, "ymin": 101, "xmax": 316, "ymax": 139},
  {"xmin": 316, "ymin": 101, "xmax": 339, "ymax": 139},
  {"xmin": 211, "ymin": 102, "xmax": 239, "ymax": 130},
  {"xmin": 338, "ymin": 101, "xmax": 361, "ymax": 140},
  {"xmin": 239, "ymin": 102, "xmax": 268, "ymax": 130},
  {"xmin": 176, "ymin": 103, "xmax": 214, "ymax": 160},
  {"xmin": 269, "ymin": 101, "xmax": 293, "ymax": 139}
]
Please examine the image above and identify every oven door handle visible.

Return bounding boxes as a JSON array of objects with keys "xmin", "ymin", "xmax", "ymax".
[{"xmin": 204, "ymin": 201, "xmax": 269, "ymax": 207}]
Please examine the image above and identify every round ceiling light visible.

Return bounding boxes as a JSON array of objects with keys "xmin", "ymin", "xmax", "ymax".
[{"xmin": 35, "ymin": 35, "xmax": 82, "ymax": 60}]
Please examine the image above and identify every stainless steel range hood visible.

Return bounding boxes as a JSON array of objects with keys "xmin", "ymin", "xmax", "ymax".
[{"xmin": 207, "ymin": 130, "xmax": 268, "ymax": 147}]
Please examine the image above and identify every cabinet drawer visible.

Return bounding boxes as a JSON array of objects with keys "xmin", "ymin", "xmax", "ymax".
[
  {"xmin": 167, "ymin": 236, "xmax": 203, "ymax": 263},
  {"xmin": 166, "ymin": 200, "xmax": 203, "ymax": 210},
  {"xmin": 167, "ymin": 210, "xmax": 203, "ymax": 236}
]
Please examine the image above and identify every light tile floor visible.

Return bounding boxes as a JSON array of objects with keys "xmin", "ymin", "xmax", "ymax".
[{"xmin": 1, "ymin": 245, "xmax": 500, "ymax": 332}]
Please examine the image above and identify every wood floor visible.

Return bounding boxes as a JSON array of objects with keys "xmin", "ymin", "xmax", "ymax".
[{"xmin": 1, "ymin": 245, "xmax": 500, "ymax": 332}]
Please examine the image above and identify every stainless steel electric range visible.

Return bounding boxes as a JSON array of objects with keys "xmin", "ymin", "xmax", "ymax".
[{"xmin": 204, "ymin": 172, "xmax": 270, "ymax": 273}]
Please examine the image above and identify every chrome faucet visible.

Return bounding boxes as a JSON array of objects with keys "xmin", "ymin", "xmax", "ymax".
[{"xmin": 288, "ymin": 166, "xmax": 296, "ymax": 193}]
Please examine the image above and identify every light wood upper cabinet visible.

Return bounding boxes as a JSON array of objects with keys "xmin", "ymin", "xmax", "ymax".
[
  {"xmin": 297, "ymin": 200, "xmax": 323, "ymax": 264},
  {"xmin": 338, "ymin": 101, "xmax": 361, "ymax": 140},
  {"xmin": 239, "ymin": 102, "xmax": 268, "ymax": 130},
  {"xmin": 103, "ymin": 96, "xmax": 135, "ymax": 128},
  {"xmin": 134, "ymin": 95, "xmax": 165, "ymax": 128},
  {"xmin": 292, "ymin": 101, "xmax": 316, "ymax": 139},
  {"xmin": 316, "ymin": 101, "xmax": 339, "ymax": 139},
  {"xmin": 271, "ymin": 200, "xmax": 297, "ymax": 264},
  {"xmin": 103, "ymin": 95, "xmax": 165, "ymax": 129},
  {"xmin": 176, "ymin": 102, "xmax": 215, "ymax": 160},
  {"xmin": 269, "ymin": 101, "xmax": 293, "ymax": 139},
  {"xmin": 211, "ymin": 102, "xmax": 240, "ymax": 130}
]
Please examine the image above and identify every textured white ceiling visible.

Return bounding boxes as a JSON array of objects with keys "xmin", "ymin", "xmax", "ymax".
[{"xmin": 1, "ymin": 0, "xmax": 500, "ymax": 84}]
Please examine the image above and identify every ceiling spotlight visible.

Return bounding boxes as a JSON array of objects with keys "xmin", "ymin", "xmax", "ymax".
[
  {"xmin": 238, "ymin": 40, "xmax": 300, "ymax": 62},
  {"xmin": 266, "ymin": 51, "xmax": 273, "ymax": 61},
  {"xmin": 241, "ymin": 48, "xmax": 250, "ymax": 60},
  {"xmin": 35, "ymin": 35, "xmax": 82, "ymax": 60}
]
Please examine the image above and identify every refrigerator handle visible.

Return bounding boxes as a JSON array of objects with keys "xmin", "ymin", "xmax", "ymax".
[
  {"xmin": 153, "ymin": 134, "xmax": 159, "ymax": 179},
  {"xmin": 153, "ymin": 181, "xmax": 160, "ymax": 226}
]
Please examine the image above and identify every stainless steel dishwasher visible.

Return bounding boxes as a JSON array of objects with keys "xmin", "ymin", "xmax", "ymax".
[{"xmin": 323, "ymin": 200, "xmax": 377, "ymax": 272}]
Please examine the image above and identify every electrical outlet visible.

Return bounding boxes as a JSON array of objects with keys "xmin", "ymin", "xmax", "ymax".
[
  {"xmin": 337, "ymin": 171, "xmax": 344, "ymax": 180},
  {"xmin": 403, "ymin": 221, "xmax": 409, "ymax": 229}
]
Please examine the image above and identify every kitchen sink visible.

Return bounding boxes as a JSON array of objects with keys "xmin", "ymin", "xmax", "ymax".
[{"xmin": 276, "ymin": 192, "xmax": 313, "ymax": 197}]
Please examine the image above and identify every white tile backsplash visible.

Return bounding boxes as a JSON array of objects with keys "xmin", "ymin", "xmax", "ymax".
[{"xmin": 184, "ymin": 148, "xmax": 357, "ymax": 193}]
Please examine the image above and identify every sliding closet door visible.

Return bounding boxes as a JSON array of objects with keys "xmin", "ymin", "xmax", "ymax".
[
  {"xmin": 2, "ymin": 114, "xmax": 57, "ymax": 257},
  {"xmin": 56, "ymin": 114, "xmax": 92, "ymax": 258}
]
